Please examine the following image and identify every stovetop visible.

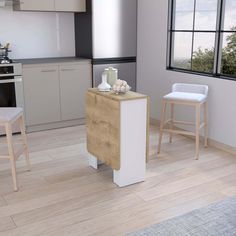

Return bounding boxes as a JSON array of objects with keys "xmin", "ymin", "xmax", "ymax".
[{"xmin": 0, "ymin": 57, "xmax": 13, "ymax": 64}]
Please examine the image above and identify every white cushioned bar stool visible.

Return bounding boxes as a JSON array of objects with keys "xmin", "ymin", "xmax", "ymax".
[
  {"xmin": 0, "ymin": 108, "xmax": 30, "ymax": 191},
  {"xmin": 158, "ymin": 83, "xmax": 209, "ymax": 160}
]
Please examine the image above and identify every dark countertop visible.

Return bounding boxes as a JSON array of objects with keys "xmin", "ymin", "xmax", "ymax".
[{"xmin": 14, "ymin": 57, "xmax": 91, "ymax": 65}]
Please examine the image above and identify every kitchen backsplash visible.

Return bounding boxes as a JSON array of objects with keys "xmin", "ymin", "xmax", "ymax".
[{"xmin": 0, "ymin": 6, "xmax": 75, "ymax": 59}]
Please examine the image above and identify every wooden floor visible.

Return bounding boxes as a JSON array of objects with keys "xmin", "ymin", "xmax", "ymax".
[{"xmin": 0, "ymin": 125, "xmax": 236, "ymax": 236}]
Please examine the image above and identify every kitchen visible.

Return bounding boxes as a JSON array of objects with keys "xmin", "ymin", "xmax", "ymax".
[
  {"xmin": 0, "ymin": 0, "xmax": 236, "ymax": 235},
  {"xmin": 0, "ymin": 0, "xmax": 137, "ymax": 133}
]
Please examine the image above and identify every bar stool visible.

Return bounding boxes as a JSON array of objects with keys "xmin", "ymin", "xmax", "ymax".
[
  {"xmin": 158, "ymin": 83, "xmax": 209, "ymax": 160},
  {"xmin": 0, "ymin": 108, "xmax": 30, "ymax": 191}
]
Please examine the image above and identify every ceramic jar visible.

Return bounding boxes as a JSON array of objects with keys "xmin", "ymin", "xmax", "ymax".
[
  {"xmin": 98, "ymin": 72, "xmax": 111, "ymax": 92},
  {"xmin": 103, "ymin": 67, "xmax": 118, "ymax": 86}
]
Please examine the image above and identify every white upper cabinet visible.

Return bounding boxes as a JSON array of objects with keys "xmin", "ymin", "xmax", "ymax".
[
  {"xmin": 55, "ymin": 0, "xmax": 86, "ymax": 12},
  {"xmin": 13, "ymin": 0, "xmax": 55, "ymax": 11},
  {"xmin": 13, "ymin": 0, "xmax": 86, "ymax": 12}
]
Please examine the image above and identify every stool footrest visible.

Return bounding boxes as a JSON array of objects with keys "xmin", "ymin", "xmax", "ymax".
[
  {"xmin": 0, "ymin": 146, "xmax": 24, "ymax": 160},
  {"xmin": 165, "ymin": 119, "xmax": 195, "ymax": 126},
  {"xmin": 163, "ymin": 129, "xmax": 195, "ymax": 136},
  {"xmin": 0, "ymin": 155, "xmax": 10, "ymax": 159},
  {"xmin": 164, "ymin": 120, "xmax": 206, "ymax": 131},
  {"xmin": 173, "ymin": 120, "xmax": 195, "ymax": 126}
]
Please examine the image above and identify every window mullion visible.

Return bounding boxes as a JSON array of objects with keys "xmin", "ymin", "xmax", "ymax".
[
  {"xmin": 167, "ymin": 0, "xmax": 175, "ymax": 67},
  {"xmin": 190, "ymin": 0, "xmax": 197, "ymax": 70},
  {"xmin": 214, "ymin": 0, "xmax": 225, "ymax": 75}
]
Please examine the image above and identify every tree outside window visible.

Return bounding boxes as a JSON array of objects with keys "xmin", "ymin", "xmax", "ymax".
[{"xmin": 168, "ymin": 0, "xmax": 236, "ymax": 79}]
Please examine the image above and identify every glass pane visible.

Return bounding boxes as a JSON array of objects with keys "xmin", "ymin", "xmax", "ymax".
[
  {"xmin": 224, "ymin": 0, "xmax": 236, "ymax": 30},
  {"xmin": 173, "ymin": 0, "xmax": 194, "ymax": 30},
  {"xmin": 221, "ymin": 33, "xmax": 236, "ymax": 75},
  {"xmin": 195, "ymin": 0, "xmax": 218, "ymax": 30},
  {"xmin": 171, "ymin": 32, "xmax": 192, "ymax": 69},
  {"xmin": 192, "ymin": 33, "xmax": 215, "ymax": 73}
]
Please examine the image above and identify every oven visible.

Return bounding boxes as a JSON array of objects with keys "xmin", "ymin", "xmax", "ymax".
[
  {"xmin": 0, "ymin": 63, "xmax": 24, "ymax": 108},
  {"xmin": 0, "ymin": 63, "xmax": 24, "ymax": 134}
]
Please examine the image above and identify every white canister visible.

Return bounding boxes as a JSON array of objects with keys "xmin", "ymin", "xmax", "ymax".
[{"xmin": 104, "ymin": 67, "xmax": 118, "ymax": 86}]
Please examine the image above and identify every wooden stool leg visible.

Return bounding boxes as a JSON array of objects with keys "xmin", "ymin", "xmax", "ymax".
[
  {"xmin": 158, "ymin": 100, "xmax": 167, "ymax": 154},
  {"xmin": 204, "ymin": 101, "xmax": 208, "ymax": 148},
  {"xmin": 195, "ymin": 104, "xmax": 201, "ymax": 160},
  {"xmin": 169, "ymin": 103, "xmax": 174, "ymax": 143},
  {"xmin": 19, "ymin": 115, "xmax": 31, "ymax": 171},
  {"xmin": 5, "ymin": 123, "xmax": 18, "ymax": 192}
]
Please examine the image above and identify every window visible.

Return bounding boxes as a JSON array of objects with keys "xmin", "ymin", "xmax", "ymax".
[{"xmin": 167, "ymin": 0, "xmax": 236, "ymax": 80}]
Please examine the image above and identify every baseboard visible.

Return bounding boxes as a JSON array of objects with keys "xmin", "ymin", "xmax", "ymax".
[
  {"xmin": 26, "ymin": 118, "xmax": 85, "ymax": 133},
  {"xmin": 150, "ymin": 118, "xmax": 236, "ymax": 156},
  {"xmin": 207, "ymin": 139, "xmax": 236, "ymax": 156}
]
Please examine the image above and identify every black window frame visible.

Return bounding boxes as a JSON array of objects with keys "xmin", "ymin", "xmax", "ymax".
[{"xmin": 167, "ymin": 0, "xmax": 236, "ymax": 81}]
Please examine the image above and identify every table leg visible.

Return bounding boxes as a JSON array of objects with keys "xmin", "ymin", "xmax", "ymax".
[
  {"xmin": 113, "ymin": 99, "xmax": 147, "ymax": 187},
  {"xmin": 88, "ymin": 154, "xmax": 98, "ymax": 170},
  {"xmin": 113, "ymin": 164, "xmax": 145, "ymax": 187}
]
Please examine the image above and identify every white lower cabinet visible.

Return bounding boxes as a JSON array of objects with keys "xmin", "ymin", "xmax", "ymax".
[
  {"xmin": 23, "ymin": 66, "xmax": 61, "ymax": 126},
  {"xmin": 14, "ymin": 0, "xmax": 86, "ymax": 12},
  {"xmin": 14, "ymin": 0, "xmax": 55, "ymax": 11},
  {"xmin": 59, "ymin": 64, "xmax": 91, "ymax": 121},
  {"xmin": 23, "ymin": 61, "xmax": 91, "ymax": 127},
  {"xmin": 55, "ymin": 0, "xmax": 86, "ymax": 12}
]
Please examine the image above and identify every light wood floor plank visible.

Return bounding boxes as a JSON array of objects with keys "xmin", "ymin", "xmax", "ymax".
[
  {"xmin": 2, "ymin": 169, "xmax": 115, "ymax": 204},
  {"xmin": 0, "ymin": 217, "xmax": 16, "ymax": 232},
  {"xmin": 136, "ymin": 163, "xmax": 236, "ymax": 201},
  {"xmin": 0, "ymin": 196, "xmax": 6, "ymax": 207},
  {"xmin": 11, "ymin": 171, "xmax": 236, "ymax": 227},
  {"xmin": 94, "ymin": 193, "xmax": 226, "ymax": 236},
  {"xmin": 0, "ymin": 125, "xmax": 235, "ymax": 235},
  {"xmin": 42, "ymin": 192, "xmax": 226, "ymax": 236}
]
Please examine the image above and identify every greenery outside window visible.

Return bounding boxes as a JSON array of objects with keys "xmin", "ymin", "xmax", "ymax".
[{"xmin": 167, "ymin": 0, "xmax": 236, "ymax": 80}]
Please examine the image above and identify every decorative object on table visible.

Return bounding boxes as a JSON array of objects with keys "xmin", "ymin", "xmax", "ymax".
[
  {"xmin": 98, "ymin": 72, "xmax": 111, "ymax": 92},
  {"xmin": 0, "ymin": 42, "xmax": 12, "ymax": 64},
  {"xmin": 103, "ymin": 67, "xmax": 118, "ymax": 86},
  {"xmin": 112, "ymin": 79, "xmax": 131, "ymax": 94}
]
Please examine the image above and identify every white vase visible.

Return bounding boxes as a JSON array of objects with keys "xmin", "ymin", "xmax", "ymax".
[{"xmin": 98, "ymin": 73, "xmax": 111, "ymax": 92}]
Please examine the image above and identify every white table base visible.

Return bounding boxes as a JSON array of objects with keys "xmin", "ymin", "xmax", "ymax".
[{"xmin": 88, "ymin": 98, "xmax": 147, "ymax": 187}]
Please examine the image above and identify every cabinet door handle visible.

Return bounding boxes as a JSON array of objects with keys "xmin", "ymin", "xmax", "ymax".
[
  {"xmin": 61, "ymin": 69, "xmax": 76, "ymax": 72},
  {"xmin": 41, "ymin": 69, "xmax": 57, "ymax": 73},
  {"xmin": 0, "ymin": 78, "xmax": 22, "ymax": 84}
]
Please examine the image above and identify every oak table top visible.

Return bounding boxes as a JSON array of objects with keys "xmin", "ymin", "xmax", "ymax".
[{"xmin": 87, "ymin": 88, "xmax": 148, "ymax": 102}]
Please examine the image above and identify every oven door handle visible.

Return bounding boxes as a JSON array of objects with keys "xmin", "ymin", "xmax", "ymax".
[
  {"xmin": 0, "ymin": 74, "xmax": 21, "ymax": 77},
  {"xmin": 0, "ymin": 78, "xmax": 22, "ymax": 83}
]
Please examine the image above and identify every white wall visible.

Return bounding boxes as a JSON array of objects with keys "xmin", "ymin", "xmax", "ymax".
[
  {"xmin": 0, "ymin": 6, "xmax": 75, "ymax": 59},
  {"xmin": 137, "ymin": 0, "xmax": 236, "ymax": 148}
]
